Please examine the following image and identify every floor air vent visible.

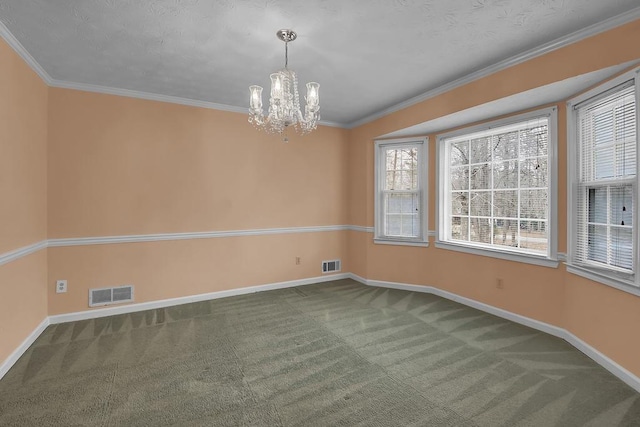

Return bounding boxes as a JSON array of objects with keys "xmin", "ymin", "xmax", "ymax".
[
  {"xmin": 322, "ymin": 259, "xmax": 341, "ymax": 274},
  {"xmin": 89, "ymin": 285, "xmax": 134, "ymax": 307}
]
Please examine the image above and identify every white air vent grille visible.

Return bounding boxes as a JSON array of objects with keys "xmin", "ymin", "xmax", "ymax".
[
  {"xmin": 89, "ymin": 285, "xmax": 134, "ymax": 307},
  {"xmin": 322, "ymin": 259, "xmax": 341, "ymax": 274}
]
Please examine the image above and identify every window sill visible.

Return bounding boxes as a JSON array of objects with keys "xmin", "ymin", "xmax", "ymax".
[
  {"xmin": 434, "ymin": 241, "xmax": 559, "ymax": 268},
  {"xmin": 374, "ymin": 238, "xmax": 429, "ymax": 248},
  {"xmin": 565, "ymin": 263, "xmax": 640, "ymax": 297}
]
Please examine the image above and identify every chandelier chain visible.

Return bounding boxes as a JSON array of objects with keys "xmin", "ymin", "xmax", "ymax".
[{"xmin": 285, "ymin": 42, "xmax": 288, "ymax": 69}]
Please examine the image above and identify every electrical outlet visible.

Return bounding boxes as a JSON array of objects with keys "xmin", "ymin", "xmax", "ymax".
[
  {"xmin": 295, "ymin": 256, "xmax": 301, "ymax": 265},
  {"xmin": 56, "ymin": 280, "xmax": 67, "ymax": 293},
  {"xmin": 496, "ymin": 278, "xmax": 504, "ymax": 290}
]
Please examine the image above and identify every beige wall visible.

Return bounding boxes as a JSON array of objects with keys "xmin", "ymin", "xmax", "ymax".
[
  {"xmin": 47, "ymin": 89, "xmax": 349, "ymax": 238},
  {"xmin": 0, "ymin": 38, "xmax": 48, "ymax": 364},
  {"xmin": 347, "ymin": 19, "xmax": 640, "ymax": 377},
  {"xmin": 47, "ymin": 232, "xmax": 347, "ymax": 315},
  {"xmin": 46, "ymin": 89, "xmax": 350, "ymax": 314}
]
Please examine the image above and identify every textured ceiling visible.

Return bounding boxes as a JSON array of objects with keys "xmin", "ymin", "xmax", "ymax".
[{"xmin": 1, "ymin": 0, "xmax": 639, "ymax": 126}]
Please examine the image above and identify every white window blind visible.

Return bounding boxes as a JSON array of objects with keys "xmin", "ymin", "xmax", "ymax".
[
  {"xmin": 575, "ymin": 83, "xmax": 636, "ymax": 274},
  {"xmin": 441, "ymin": 115, "xmax": 551, "ymax": 256}
]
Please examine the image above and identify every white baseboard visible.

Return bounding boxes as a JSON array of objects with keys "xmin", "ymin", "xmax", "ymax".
[
  {"xmin": 49, "ymin": 273, "xmax": 350, "ymax": 324},
  {"xmin": 0, "ymin": 317, "xmax": 50, "ymax": 380},
  {"xmin": 348, "ymin": 273, "xmax": 640, "ymax": 394}
]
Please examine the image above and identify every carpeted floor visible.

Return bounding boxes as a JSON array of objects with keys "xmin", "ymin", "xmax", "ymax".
[{"xmin": 1, "ymin": 279, "xmax": 639, "ymax": 426}]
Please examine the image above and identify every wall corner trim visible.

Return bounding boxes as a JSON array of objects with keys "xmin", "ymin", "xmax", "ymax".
[
  {"xmin": 347, "ymin": 273, "xmax": 640, "ymax": 394},
  {"xmin": 0, "ymin": 317, "xmax": 50, "ymax": 380}
]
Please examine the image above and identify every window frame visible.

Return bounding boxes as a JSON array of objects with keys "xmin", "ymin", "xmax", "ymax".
[
  {"xmin": 567, "ymin": 68, "xmax": 640, "ymax": 295},
  {"xmin": 374, "ymin": 137, "xmax": 429, "ymax": 246},
  {"xmin": 435, "ymin": 107, "xmax": 559, "ymax": 267}
]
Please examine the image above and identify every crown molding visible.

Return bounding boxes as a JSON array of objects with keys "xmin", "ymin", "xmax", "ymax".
[
  {"xmin": 0, "ymin": 19, "xmax": 52, "ymax": 84},
  {"xmin": 2, "ymin": 7, "xmax": 640, "ymax": 132},
  {"xmin": 49, "ymin": 79, "xmax": 249, "ymax": 115},
  {"xmin": 346, "ymin": 6, "xmax": 640, "ymax": 129},
  {"xmin": 48, "ymin": 79, "xmax": 347, "ymax": 128}
]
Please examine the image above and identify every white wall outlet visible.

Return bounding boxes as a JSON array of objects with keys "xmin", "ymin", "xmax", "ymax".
[{"xmin": 56, "ymin": 280, "xmax": 67, "ymax": 293}]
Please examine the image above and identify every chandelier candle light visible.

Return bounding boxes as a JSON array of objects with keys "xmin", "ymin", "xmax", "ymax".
[{"xmin": 249, "ymin": 29, "xmax": 320, "ymax": 139}]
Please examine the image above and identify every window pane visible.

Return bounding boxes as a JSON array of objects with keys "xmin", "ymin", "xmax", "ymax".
[
  {"xmin": 451, "ymin": 192, "xmax": 469, "ymax": 215},
  {"xmin": 520, "ymin": 158, "xmax": 547, "ymax": 188},
  {"xmin": 521, "ymin": 189, "xmax": 547, "ymax": 219},
  {"xmin": 384, "ymin": 193, "xmax": 419, "ymax": 238},
  {"xmin": 595, "ymin": 147, "xmax": 615, "ymax": 179},
  {"xmin": 588, "ymin": 224, "xmax": 608, "ymax": 264},
  {"xmin": 519, "ymin": 220, "xmax": 547, "ymax": 252},
  {"xmin": 386, "ymin": 193, "xmax": 401, "ymax": 214},
  {"xmin": 450, "ymin": 141, "xmax": 469, "ymax": 166},
  {"xmin": 520, "ymin": 125, "xmax": 548, "ymax": 158},
  {"xmin": 594, "ymin": 109, "xmax": 614, "ymax": 146},
  {"xmin": 588, "ymin": 188, "xmax": 607, "ymax": 224},
  {"xmin": 611, "ymin": 226, "xmax": 633, "ymax": 270},
  {"xmin": 493, "ymin": 190, "xmax": 518, "ymax": 218},
  {"xmin": 493, "ymin": 219, "xmax": 518, "ymax": 248},
  {"xmin": 386, "ymin": 215, "xmax": 401, "ymax": 236},
  {"xmin": 493, "ymin": 161, "xmax": 518, "ymax": 189},
  {"xmin": 470, "ymin": 218, "xmax": 491, "ymax": 244},
  {"xmin": 492, "ymin": 131, "xmax": 518, "ymax": 161},
  {"xmin": 470, "ymin": 137, "xmax": 490, "ymax": 163},
  {"xmin": 451, "ymin": 217, "xmax": 468, "ymax": 241},
  {"xmin": 385, "ymin": 148, "xmax": 418, "ymax": 190},
  {"xmin": 470, "ymin": 191, "xmax": 491, "ymax": 217},
  {"xmin": 470, "ymin": 165, "xmax": 491, "ymax": 189},
  {"xmin": 616, "ymin": 142, "xmax": 637, "ymax": 177},
  {"xmin": 610, "ymin": 185, "xmax": 633, "ymax": 226},
  {"xmin": 450, "ymin": 166, "xmax": 469, "ymax": 191},
  {"xmin": 402, "ymin": 214, "xmax": 419, "ymax": 237}
]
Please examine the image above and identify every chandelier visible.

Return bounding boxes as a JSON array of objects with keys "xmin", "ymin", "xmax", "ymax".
[{"xmin": 248, "ymin": 29, "xmax": 320, "ymax": 138}]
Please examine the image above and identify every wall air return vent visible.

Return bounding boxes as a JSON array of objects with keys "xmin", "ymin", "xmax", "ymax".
[
  {"xmin": 322, "ymin": 259, "xmax": 341, "ymax": 274},
  {"xmin": 89, "ymin": 285, "xmax": 134, "ymax": 307}
]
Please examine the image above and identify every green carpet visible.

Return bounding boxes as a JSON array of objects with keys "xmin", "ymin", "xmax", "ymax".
[{"xmin": 1, "ymin": 279, "xmax": 638, "ymax": 426}]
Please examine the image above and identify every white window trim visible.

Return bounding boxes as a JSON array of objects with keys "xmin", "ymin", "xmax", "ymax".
[
  {"xmin": 435, "ymin": 107, "xmax": 559, "ymax": 267},
  {"xmin": 374, "ymin": 137, "xmax": 429, "ymax": 246},
  {"xmin": 567, "ymin": 67, "xmax": 640, "ymax": 294}
]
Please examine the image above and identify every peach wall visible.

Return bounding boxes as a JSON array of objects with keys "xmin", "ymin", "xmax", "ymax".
[
  {"xmin": 0, "ymin": 38, "xmax": 48, "ymax": 365},
  {"xmin": 46, "ymin": 89, "xmax": 350, "ymax": 313},
  {"xmin": 48, "ymin": 89, "xmax": 349, "ymax": 238},
  {"xmin": 48, "ymin": 231, "xmax": 347, "ymax": 315},
  {"xmin": 347, "ymin": 19, "xmax": 640, "ymax": 377},
  {"xmin": 0, "ymin": 39, "xmax": 48, "ymax": 252},
  {"xmin": 0, "ymin": 253, "xmax": 48, "ymax": 364}
]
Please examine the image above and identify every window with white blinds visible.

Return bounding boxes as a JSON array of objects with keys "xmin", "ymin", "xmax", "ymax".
[
  {"xmin": 437, "ymin": 107, "xmax": 557, "ymax": 264},
  {"xmin": 573, "ymin": 80, "xmax": 637, "ymax": 280},
  {"xmin": 374, "ymin": 137, "xmax": 428, "ymax": 245}
]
